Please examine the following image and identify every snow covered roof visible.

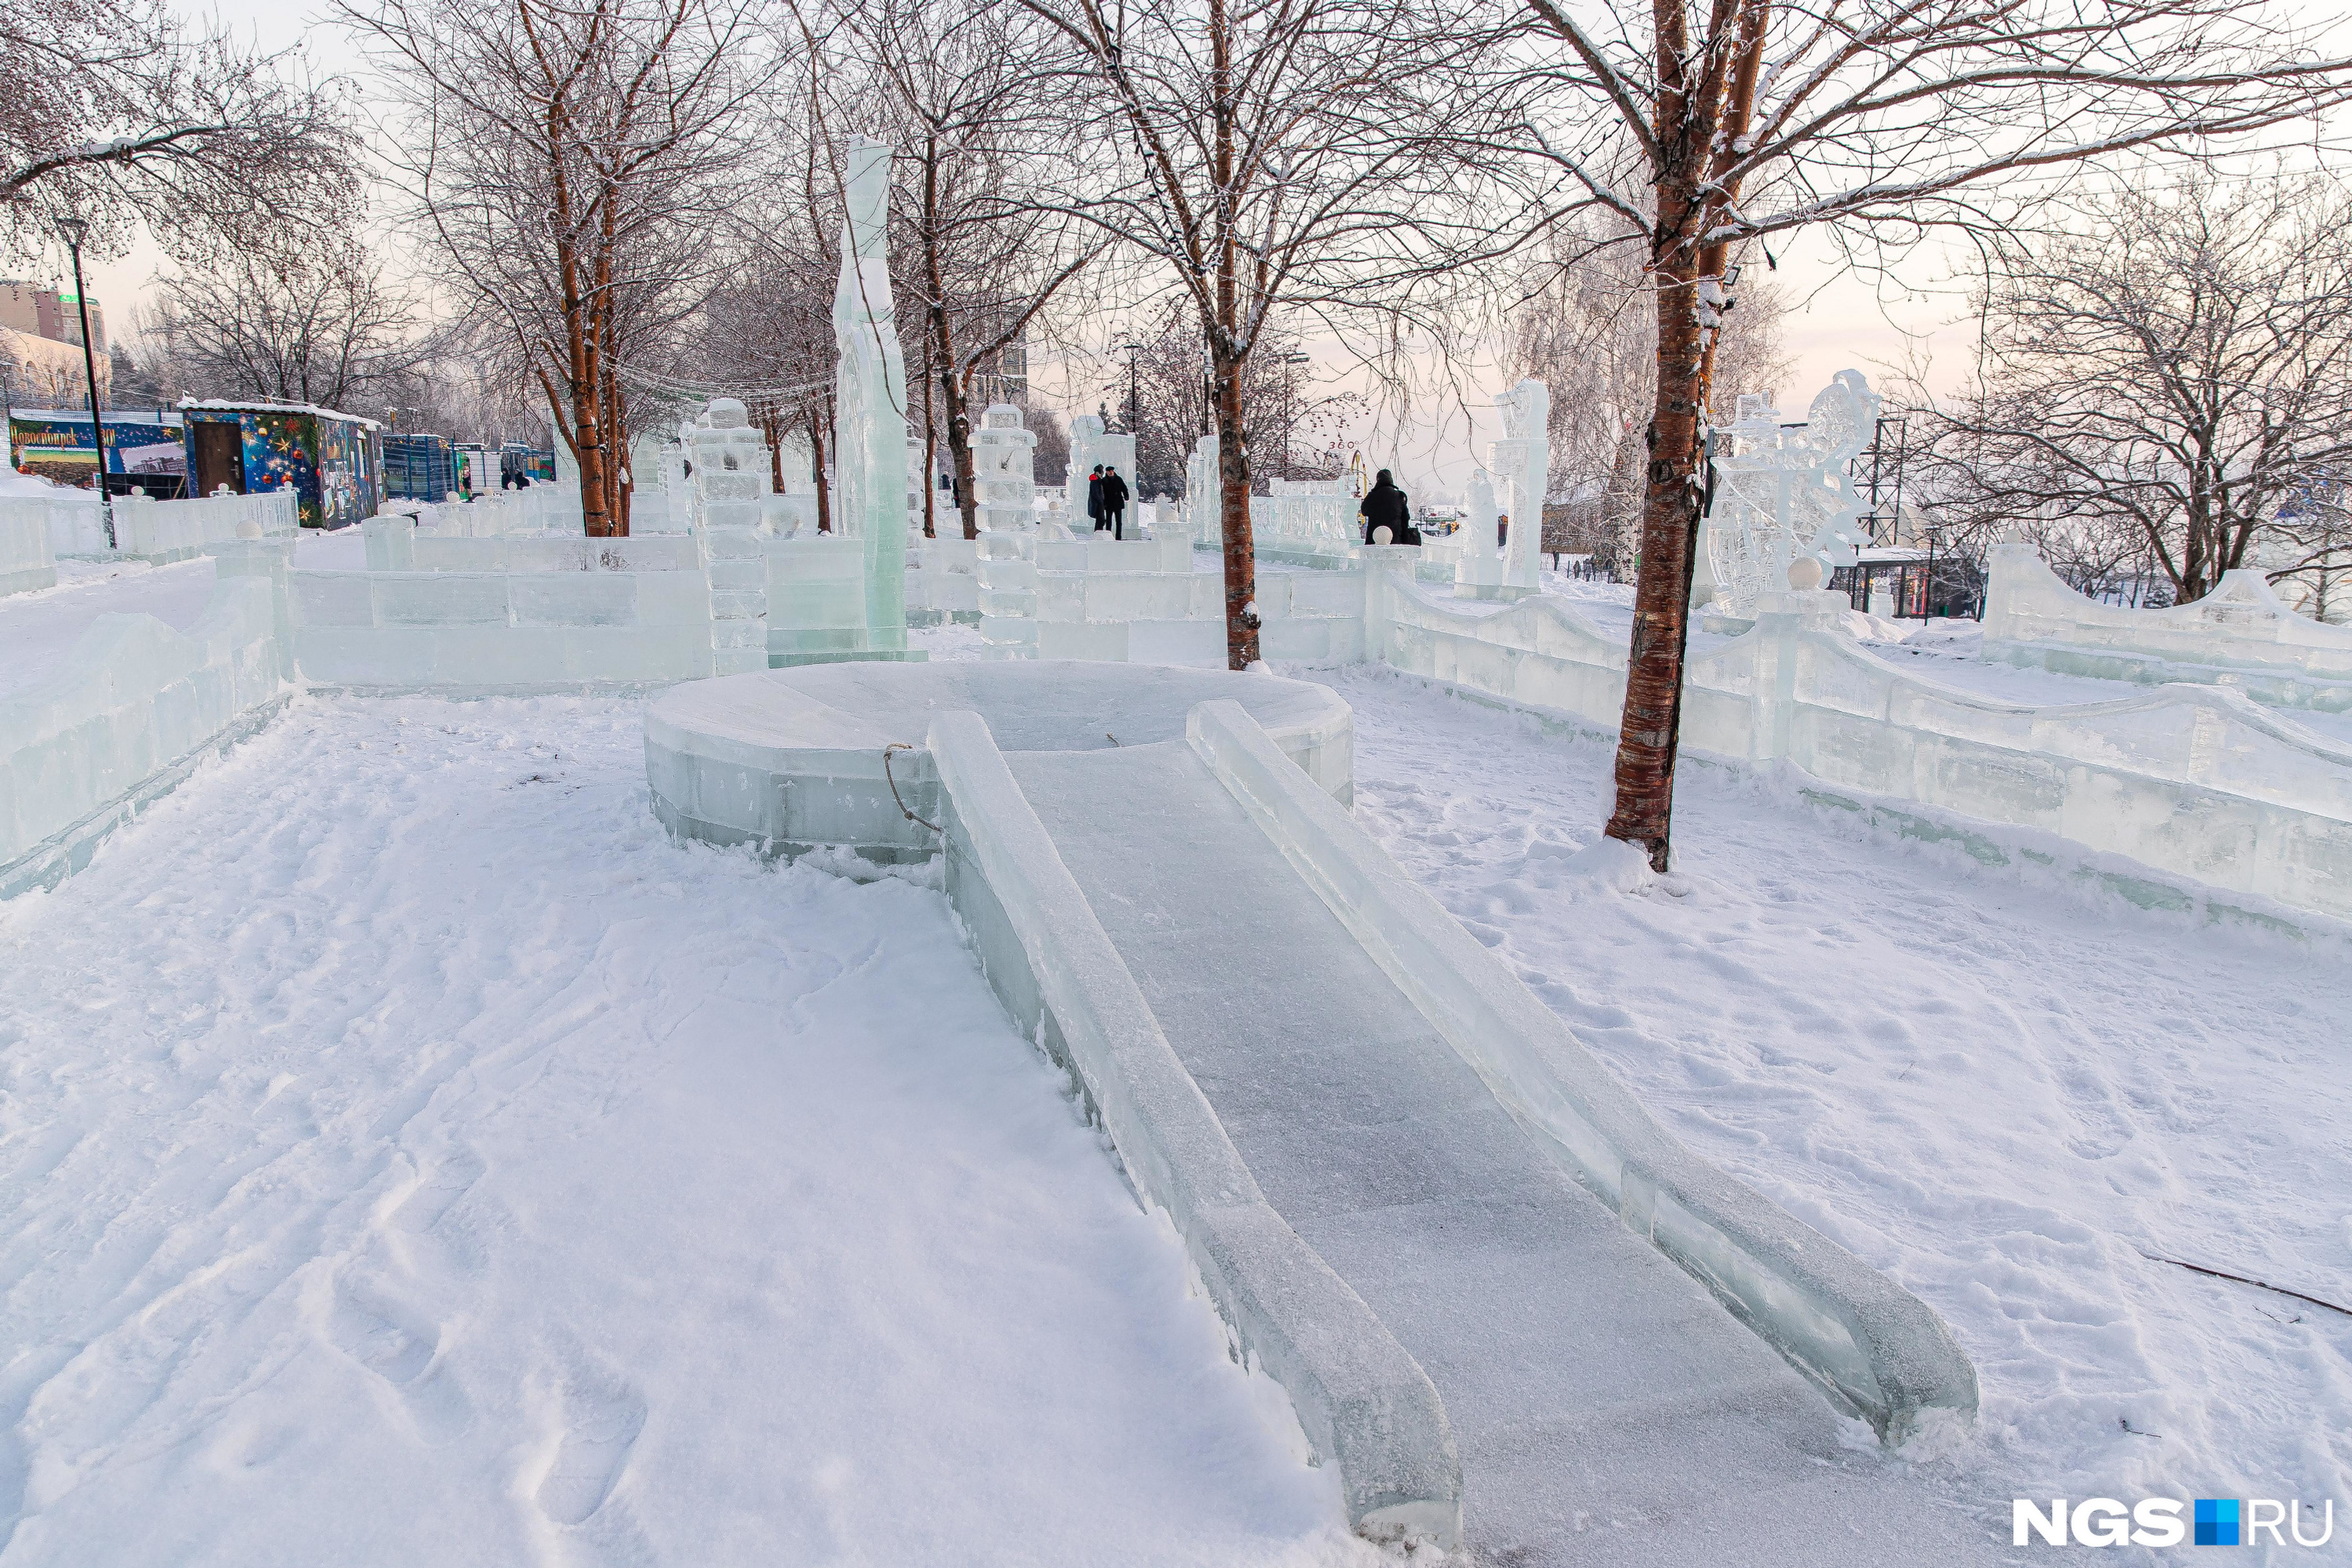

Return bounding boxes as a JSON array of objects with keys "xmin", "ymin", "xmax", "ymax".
[
  {"xmin": 175, "ymin": 397, "xmax": 383, "ymax": 430},
  {"xmin": 9, "ymin": 408, "xmax": 182, "ymax": 426}
]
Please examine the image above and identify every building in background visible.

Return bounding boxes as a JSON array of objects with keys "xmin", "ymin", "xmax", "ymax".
[
  {"xmin": 180, "ymin": 399, "xmax": 382, "ymax": 528},
  {"xmin": 1, "ymin": 280, "xmax": 108, "ymax": 409}
]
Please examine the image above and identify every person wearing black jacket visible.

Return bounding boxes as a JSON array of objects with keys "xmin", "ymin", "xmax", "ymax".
[
  {"xmin": 1086, "ymin": 465, "xmax": 1105, "ymax": 528},
  {"xmin": 1099, "ymin": 466, "xmax": 1131, "ymax": 539},
  {"xmin": 1359, "ymin": 469, "xmax": 1420, "ymax": 546}
]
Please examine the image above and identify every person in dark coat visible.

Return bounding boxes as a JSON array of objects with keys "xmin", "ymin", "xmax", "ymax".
[
  {"xmin": 1086, "ymin": 464, "xmax": 1105, "ymax": 528},
  {"xmin": 1099, "ymin": 466, "xmax": 1131, "ymax": 539},
  {"xmin": 1359, "ymin": 469, "xmax": 1420, "ymax": 546}
]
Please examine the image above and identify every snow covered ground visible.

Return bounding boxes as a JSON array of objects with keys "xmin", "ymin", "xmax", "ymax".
[
  {"xmin": 0, "ymin": 694, "xmax": 1371, "ymax": 1567},
  {"xmin": 1314, "ymin": 663, "xmax": 2351, "ymax": 1545}
]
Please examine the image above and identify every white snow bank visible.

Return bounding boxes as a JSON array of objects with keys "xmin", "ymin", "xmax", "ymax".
[
  {"xmin": 0, "ymin": 695, "xmax": 1375, "ymax": 1566},
  {"xmin": 1323, "ymin": 663, "xmax": 2352, "ymax": 1529}
]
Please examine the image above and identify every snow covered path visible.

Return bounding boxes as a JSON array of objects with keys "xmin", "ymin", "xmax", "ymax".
[
  {"xmin": 1323, "ymin": 665, "xmax": 2352, "ymax": 1537},
  {"xmin": 0, "ymin": 695, "xmax": 1363, "ymax": 1567}
]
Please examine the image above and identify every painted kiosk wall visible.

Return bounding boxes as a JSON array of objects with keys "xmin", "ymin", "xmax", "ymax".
[{"xmin": 177, "ymin": 401, "xmax": 384, "ymax": 528}]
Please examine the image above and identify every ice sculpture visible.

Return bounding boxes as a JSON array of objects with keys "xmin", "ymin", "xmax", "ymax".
[
  {"xmin": 766, "ymin": 136, "xmax": 923, "ymax": 665},
  {"xmin": 1703, "ymin": 372, "xmax": 1878, "ymax": 619},
  {"xmin": 1185, "ymin": 434, "xmax": 1220, "ymax": 547},
  {"xmin": 1454, "ymin": 379, "xmax": 1549, "ymax": 600},
  {"xmin": 690, "ymin": 399, "xmax": 772, "ymax": 673},
  {"xmin": 1066, "ymin": 414, "xmax": 1138, "ymax": 531},
  {"xmin": 975, "ymin": 404, "xmax": 1038, "ymax": 533}
]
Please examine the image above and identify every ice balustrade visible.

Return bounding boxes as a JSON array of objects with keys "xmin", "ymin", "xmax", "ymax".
[
  {"xmin": 1374, "ymin": 564, "xmax": 2352, "ymax": 924},
  {"xmin": 1982, "ymin": 543, "xmax": 2352, "ymax": 709},
  {"xmin": 29, "ymin": 488, "xmax": 299, "ymax": 564}
]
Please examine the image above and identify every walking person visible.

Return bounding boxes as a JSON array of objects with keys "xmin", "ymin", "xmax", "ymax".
[
  {"xmin": 1358, "ymin": 469, "xmax": 1421, "ymax": 546},
  {"xmin": 1099, "ymin": 465, "xmax": 1131, "ymax": 539},
  {"xmin": 1086, "ymin": 464, "xmax": 1106, "ymax": 531}
]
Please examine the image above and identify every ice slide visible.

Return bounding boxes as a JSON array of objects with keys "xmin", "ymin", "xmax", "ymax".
[{"xmin": 645, "ymin": 662, "xmax": 2000, "ymax": 1564}]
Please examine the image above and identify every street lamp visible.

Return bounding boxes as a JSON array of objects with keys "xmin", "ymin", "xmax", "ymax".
[
  {"xmin": 1117, "ymin": 341, "xmax": 1142, "ymax": 437},
  {"xmin": 55, "ymin": 217, "xmax": 114, "ymax": 550}
]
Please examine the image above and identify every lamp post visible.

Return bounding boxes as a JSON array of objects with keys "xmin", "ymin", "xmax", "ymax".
[
  {"xmin": 1117, "ymin": 341, "xmax": 1142, "ymax": 436},
  {"xmin": 56, "ymin": 217, "xmax": 114, "ymax": 550}
]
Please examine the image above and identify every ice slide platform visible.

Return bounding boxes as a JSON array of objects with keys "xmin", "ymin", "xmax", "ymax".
[{"xmin": 645, "ymin": 663, "xmax": 2000, "ymax": 1563}]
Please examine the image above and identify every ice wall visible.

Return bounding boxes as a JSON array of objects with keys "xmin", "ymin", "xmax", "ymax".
[
  {"xmin": 0, "ymin": 546, "xmax": 289, "ymax": 896},
  {"xmin": 1375, "ymin": 567, "xmax": 2352, "ymax": 923},
  {"xmin": 1983, "ymin": 543, "xmax": 2352, "ymax": 708},
  {"xmin": 1, "ymin": 500, "xmax": 57, "ymax": 596},
  {"xmin": 39, "ymin": 489, "xmax": 299, "ymax": 564}
]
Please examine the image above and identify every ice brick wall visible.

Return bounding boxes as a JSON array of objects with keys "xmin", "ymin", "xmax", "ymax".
[
  {"xmin": 288, "ymin": 566, "xmax": 715, "ymax": 691},
  {"xmin": 0, "ymin": 562, "xmax": 287, "ymax": 894},
  {"xmin": 0, "ymin": 500, "xmax": 57, "ymax": 596},
  {"xmin": 363, "ymin": 516, "xmax": 699, "ymax": 574}
]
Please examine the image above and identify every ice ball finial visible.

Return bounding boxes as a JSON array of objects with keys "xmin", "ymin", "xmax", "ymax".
[
  {"xmin": 706, "ymin": 397, "xmax": 749, "ymax": 430},
  {"xmin": 1787, "ymin": 555, "xmax": 1826, "ymax": 591}
]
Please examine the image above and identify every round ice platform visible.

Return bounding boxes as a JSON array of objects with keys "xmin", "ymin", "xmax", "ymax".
[{"xmin": 645, "ymin": 661, "xmax": 1353, "ymax": 861}]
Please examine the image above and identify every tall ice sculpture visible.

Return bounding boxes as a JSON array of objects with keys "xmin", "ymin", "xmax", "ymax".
[{"xmin": 765, "ymin": 136, "xmax": 924, "ymax": 666}]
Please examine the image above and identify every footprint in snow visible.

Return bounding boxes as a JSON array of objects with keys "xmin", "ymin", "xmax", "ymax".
[
  {"xmin": 535, "ymin": 1352, "xmax": 648, "ymax": 1527},
  {"xmin": 325, "ymin": 1276, "xmax": 472, "ymax": 1443}
]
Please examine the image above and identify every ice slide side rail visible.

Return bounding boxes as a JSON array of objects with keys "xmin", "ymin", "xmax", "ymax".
[
  {"xmin": 1981, "ymin": 543, "xmax": 2352, "ymax": 708},
  {"xmin": 925, "ymin": 709, "xmax": 1465, "ymax": 1548},
  {"xmin": 0, "ymin": 545, "xmax": 289, "ymax": 898},
  {"xmin": 1183, "ymin": 699, "xmax": 1979, "ymax": 1443}
]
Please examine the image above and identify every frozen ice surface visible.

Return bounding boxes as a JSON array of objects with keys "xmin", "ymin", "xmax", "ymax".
[
  {"xmin": 0, "ymin": 556, "xmax": 217, "ymax": 697},
  {"xmin": 1316, "ymin": 662, "xmax": 2352, "ymax": 1533},
  {"xmin": 0, "ymin": 695, "xmax": 1374, "ymax": 1566}
]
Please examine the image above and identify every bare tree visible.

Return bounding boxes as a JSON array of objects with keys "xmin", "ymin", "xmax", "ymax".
[
  {"xmin": 0, "ymin": 0, "xmax": 354, "ymax": 262},
  {"xmin": 1522, "ymin": 0, "xmax": 2352, "ymax": 867},
  {"xmin": 1514, "ymin": 218, "xmax": 1791, "ymax": 572},
  {"xmin": 844, "ymin": 0, "xmax": 1101, "ymax": 541},
  {"xmin": 144, "ymin": 239, "xmax": 428, "ymax": 410},
  {"xmin": 347, "ymin": 0, "xmax": 778, "ymax": 534},
  {"xmin": 1110, "ymin": 304, "xmax": 1361, "ymax": 498},
  {"xmin": 1918, "ymin": 176, "xmax": 2352, "ymax": 611},
  {"xmin": 1014, "ymin": 0, "xmax": 1526, "ymax": 667}
]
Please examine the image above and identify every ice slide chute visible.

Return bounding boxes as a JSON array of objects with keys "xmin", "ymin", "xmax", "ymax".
[{"xmin": 644, "ymin": 662, "xmax": 1995, "ymax": 1563}]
